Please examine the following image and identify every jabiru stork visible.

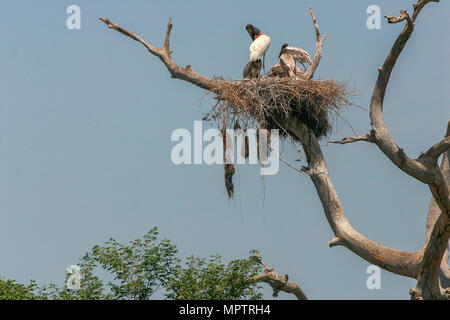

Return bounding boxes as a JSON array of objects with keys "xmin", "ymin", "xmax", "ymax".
[{"xmin": 246, "ymin": 24, "xmax": 271, "ymax": 73}]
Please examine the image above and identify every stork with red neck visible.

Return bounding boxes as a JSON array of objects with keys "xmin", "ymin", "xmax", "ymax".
[{"xmin": 246, "ymin": 24, "xmax": 271, "ymax": 73}]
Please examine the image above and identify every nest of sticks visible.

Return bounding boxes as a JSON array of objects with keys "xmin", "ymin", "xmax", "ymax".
[
  {"xmin": 203, "ymin": 75, "xmax": 355, "ymax": 199},
  {"xmin": 205, "ymin": 76, "xmax": 355, "ymax": 140}
]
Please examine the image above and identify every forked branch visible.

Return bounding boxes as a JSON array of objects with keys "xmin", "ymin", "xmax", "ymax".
[
  {"xmin": 285, "ymin": 120, "xmax": 422, "ymax": 278},
  {"xmin": 422, "ymin": 135, "xmax": 450, "ymax": 160},
  {"xmin": 303, "ymin": 5, "xmax": 326, "ymax": 80},
  {"xmin": 249, "ymin": 254, "xmax": 308, "ymax": 300},
  {"xmin": 99, "ymin": 17, "xmax": 218, "ymax": 91},
  {"xmin": 331, "ymin": 0, "xmax": 447, "ymax": 299},
  {"xmin": 370, "ymin": 0, "xmax": 448, "ymax": 299}
]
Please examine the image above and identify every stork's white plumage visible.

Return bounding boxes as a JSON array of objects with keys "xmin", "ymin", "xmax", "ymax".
[
  {"xmin": 246, "ymin": 24, "xmax": 271, "ymax": 72},
  {"xmin": 249, "ymin": 34, "xmax": 271, "ymax": 62}
]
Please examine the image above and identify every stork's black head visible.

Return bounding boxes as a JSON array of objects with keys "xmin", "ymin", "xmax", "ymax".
[
  {"xmin": 246, "ymin": 24, "xmax": 261, "ymax": 40},
  {"xmin": 278, "ymin": 43, "xmax": 289, "ymax": 58}
]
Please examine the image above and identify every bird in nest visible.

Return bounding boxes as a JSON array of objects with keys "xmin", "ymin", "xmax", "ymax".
[
  {"xmin": 243, "ymin": 59, "xmax": 262, "ymax": 79},
  {"xmin": 246, "ymin": 24, "xmax": 271, "ymax": 74},
  {"xmin": 278, "ymin": 43, "xmax": 312, "ymax": 72}
]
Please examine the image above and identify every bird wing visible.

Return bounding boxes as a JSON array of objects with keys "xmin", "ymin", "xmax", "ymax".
[
  {"xmin": 249, "ymin": 35, "xmax": 271, "ymax": 61},
  {"xmin": 279, "ymin": 53, "xmax": 296, "ymax": 77},
  {"xmin": 286, "ymin": 46, "xmax": 312, "ymax": 65}
]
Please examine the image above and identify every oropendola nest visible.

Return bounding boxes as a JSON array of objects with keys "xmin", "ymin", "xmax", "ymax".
[{"xmin": 204, "ymin": 76, "xmax": 355, "ymax": 140}]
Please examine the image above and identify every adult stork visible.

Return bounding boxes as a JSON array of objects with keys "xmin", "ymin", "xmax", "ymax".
[
  {"xmin": 278, "ymin": 43, "xmax": 312, "ymax": 71},
  {"xmin": 243, "ymin": 59, "xmax": 262, "ymax": 79},
  {"xmin": 246, "ymin": 24, "xmax": 271, "ymax": 73}
]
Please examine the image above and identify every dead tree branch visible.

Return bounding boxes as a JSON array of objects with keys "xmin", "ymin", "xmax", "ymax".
[
  {"xmin": 384, "ymin": 10, "xmax": 412, "ymax": 26},
  {"xmin": 422, "ymin": 136, "xmax": 450, "ymax": 160},
  {"xmin": 370, "ymin": 0, "xmax": 448, "ymax": 300},
  {"xmin": 330, "ymin": 0, "xmax": 447, "ymax": 299},
  {"xmin": 249, "ymin": 254, "xmax": 308, "ymax": 300},
  {"xmin": 285, "ymin": 120, "xmax": 422, "ymax": 278},
  {"xmin": 369, "ymin": 0, "xmax": 448, "ymax": 204},
  {"xmin": 99, "ymin": 17, "xmax": 218, "ymax": 92},
  {"xmin": 331, "ymin": 132, "xmax": 375, "ymax": 144},
  {"xmin": 425, "ymin": 121, "xmax": 450, "ymax": 291},
  {"xmin": 303, "ymin": 5, "xmax": 326, "ymax": 80}
]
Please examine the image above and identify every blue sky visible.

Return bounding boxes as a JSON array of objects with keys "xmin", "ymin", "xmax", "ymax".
[{"xmin": 0, "ymin": 0, "xmax": 448, "ymax": 299}]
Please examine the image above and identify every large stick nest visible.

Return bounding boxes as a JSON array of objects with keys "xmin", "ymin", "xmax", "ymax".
[{"xmin": 205, "ymin": 76, "xmax": 355, "ymax": 140}]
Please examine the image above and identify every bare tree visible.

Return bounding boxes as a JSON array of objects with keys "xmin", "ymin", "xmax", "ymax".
[{"xmin": 100, "ymin": 0, "xmax": 449, "ymax": 300}]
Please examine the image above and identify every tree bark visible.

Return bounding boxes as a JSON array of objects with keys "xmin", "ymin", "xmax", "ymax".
[
  {"xmin": 425, "ymin": 121, "xmax": 450, "ymax": 290},
  {"xmin": 249, "ymin": 254, "xmax": 308, "ymax": 300}
]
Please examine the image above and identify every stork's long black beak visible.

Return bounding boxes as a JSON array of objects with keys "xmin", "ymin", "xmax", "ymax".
[
  {"xmin": 278, "ymin": 48, "xmax": 283, "ymax": 59},
  {"xmin": 246, "ymin": 29, "xmax": 253, "ymax": 39},
  {"xmin": 278, "ymin": 43, "xmax": 288, "ymax": 59},
  {"xmin": 245, "ymin": 24, "xmax": 253, "ymax": 40}
]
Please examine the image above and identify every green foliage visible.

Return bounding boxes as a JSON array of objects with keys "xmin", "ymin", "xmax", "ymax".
[
  {"xmin": 166, "ymin": 252, "xmax": 263, "ymax": 300},
  {"xmin": 86, "ymin": 227, "xmax": 179, "ymax": 300},
  {"xmin": 0, "ymin": 278, "xmax": 46, "ymax": 300},
  {"xmin": 43, "ymin": 260, "xmax": 107, "ymax": 300},
  {"xmin": 0, "ymin": 228, "xmax": 263, "ymax": 300}
]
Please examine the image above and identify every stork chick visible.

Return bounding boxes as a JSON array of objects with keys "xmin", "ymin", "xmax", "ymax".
[
  {"xmin": 278, "ymin": 47, "xmax": 296, "ymax": 78},
  {"xmin": 278, "ymin": 43, "xmax": 312, "ymax": 71},
  {"xmin": 246, "ymin": 24, "xmax": 271, "ymax": 73},
  {"xmin": 243, "ymin": 59, "xmax": 262, "ymax": 79}
]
